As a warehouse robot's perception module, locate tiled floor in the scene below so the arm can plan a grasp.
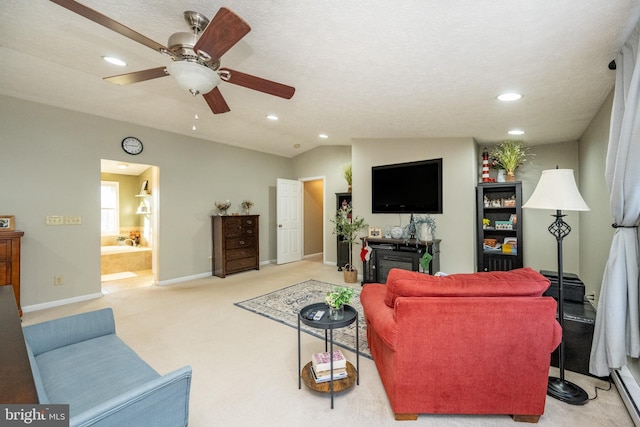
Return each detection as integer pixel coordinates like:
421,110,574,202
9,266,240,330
100,269,153,294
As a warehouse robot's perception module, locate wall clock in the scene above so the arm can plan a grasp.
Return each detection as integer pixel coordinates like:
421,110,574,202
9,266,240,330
121,137,143,155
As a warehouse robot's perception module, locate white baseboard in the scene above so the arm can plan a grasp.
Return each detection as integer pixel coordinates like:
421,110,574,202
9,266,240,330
156,272,211,286
22,292,103,313
613,366,640,427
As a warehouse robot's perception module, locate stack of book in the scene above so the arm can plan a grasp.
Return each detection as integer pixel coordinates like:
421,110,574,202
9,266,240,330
310,350,348,383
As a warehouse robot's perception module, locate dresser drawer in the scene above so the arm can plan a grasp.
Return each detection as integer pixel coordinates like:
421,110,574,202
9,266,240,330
225,237,256,250
0,240,10,260
226,257,258,273
226,247,257,260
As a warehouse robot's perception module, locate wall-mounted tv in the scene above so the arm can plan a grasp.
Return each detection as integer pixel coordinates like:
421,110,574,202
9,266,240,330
372,158,443,214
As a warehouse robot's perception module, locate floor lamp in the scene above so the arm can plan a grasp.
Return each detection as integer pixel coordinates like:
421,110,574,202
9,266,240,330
523,168,590,405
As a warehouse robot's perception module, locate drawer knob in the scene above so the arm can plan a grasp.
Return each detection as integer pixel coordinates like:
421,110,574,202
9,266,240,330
239,240,245,245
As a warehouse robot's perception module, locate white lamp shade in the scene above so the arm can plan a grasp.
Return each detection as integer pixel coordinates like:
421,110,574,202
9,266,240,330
167,61,220,94
523,169,590,211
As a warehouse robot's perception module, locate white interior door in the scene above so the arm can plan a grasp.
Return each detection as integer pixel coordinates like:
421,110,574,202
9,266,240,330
277,178,302,264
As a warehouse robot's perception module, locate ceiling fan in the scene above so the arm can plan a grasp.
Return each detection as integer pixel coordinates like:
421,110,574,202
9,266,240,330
49,0,295,115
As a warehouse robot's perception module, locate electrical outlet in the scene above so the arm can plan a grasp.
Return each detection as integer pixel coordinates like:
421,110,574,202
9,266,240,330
65,216,82,225
46,216,64,225
54,275,64,286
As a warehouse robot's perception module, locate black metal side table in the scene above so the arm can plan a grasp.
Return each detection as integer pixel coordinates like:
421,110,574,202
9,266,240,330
298,302,359,408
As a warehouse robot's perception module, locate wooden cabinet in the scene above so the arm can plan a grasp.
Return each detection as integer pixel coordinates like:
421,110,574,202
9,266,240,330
476,182,523,272
0,231,24,316
211,215,259,278
335,193,352,271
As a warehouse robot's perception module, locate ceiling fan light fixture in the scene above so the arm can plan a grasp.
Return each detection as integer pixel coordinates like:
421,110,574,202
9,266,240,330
167,61,220,95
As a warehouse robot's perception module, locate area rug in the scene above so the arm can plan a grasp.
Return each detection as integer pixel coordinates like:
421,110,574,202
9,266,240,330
234,280,371,359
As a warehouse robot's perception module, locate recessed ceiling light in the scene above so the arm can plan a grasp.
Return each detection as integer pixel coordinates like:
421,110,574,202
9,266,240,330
319,134,328,139
508,129,525,135
266,114,279,121
497,92,522,101
102,56,127,66
294,143,301,148
117,163,129,169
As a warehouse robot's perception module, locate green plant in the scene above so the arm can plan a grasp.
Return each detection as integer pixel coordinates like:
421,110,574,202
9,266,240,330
325,286,355,308
490,140,532,173
116,236,126,241
330,206,368,271
341,163,352,186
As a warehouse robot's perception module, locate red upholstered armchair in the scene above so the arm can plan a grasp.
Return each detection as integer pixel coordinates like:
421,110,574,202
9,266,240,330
360,268,561,422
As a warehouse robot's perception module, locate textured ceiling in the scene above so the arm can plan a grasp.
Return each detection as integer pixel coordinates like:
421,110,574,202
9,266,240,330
1,1,639,158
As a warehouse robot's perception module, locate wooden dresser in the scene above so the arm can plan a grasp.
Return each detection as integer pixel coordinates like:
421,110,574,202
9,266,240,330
0,230,24,316
211,215,259,278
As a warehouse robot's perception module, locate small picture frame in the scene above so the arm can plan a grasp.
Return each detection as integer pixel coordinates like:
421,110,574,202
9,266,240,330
0,215,15,231
368,227,382,238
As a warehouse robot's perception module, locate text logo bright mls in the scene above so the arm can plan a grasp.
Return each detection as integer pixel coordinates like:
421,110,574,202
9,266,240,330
1,405,69,426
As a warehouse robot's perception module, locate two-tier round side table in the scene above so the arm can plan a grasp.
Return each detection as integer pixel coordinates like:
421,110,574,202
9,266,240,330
298,302,359,409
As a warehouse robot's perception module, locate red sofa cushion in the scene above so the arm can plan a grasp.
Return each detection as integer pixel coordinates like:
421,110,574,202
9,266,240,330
384,267,550,308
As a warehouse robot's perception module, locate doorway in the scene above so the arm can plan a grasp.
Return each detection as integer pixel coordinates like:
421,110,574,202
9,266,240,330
100,159,158,292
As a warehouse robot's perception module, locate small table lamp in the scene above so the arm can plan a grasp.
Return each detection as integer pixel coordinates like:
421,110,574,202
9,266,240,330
523,167,590,405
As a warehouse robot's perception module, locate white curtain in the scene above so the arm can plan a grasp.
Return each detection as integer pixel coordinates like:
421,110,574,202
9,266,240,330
590,21,640,377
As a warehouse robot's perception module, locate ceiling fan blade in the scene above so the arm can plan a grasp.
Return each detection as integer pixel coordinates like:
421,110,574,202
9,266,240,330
50,0,169,53
193,7,251,60
203,87,231,114
104,67,168,85
220,68,295,99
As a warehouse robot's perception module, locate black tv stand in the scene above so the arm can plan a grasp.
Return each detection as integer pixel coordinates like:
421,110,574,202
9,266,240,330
361,237,441,284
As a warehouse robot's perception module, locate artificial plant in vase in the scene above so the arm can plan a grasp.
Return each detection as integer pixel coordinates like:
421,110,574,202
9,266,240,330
325,286,355,320
341,163,352,192
331,206,368,283
490,140,532,181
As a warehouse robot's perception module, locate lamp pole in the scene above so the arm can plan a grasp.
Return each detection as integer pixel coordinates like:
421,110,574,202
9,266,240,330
546,210,588,405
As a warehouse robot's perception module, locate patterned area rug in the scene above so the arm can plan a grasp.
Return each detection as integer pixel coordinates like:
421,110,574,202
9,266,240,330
234,280,371,359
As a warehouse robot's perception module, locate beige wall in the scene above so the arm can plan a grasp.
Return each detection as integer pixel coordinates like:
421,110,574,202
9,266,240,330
352,137,478,273
1,96,292,308
578,89,616,299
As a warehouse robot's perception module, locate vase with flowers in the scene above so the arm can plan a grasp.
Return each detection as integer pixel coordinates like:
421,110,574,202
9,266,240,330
241,200,253,215
325,286,355,320
490,140,532,182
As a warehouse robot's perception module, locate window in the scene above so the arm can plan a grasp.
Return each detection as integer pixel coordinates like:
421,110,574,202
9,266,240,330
101,181,119,235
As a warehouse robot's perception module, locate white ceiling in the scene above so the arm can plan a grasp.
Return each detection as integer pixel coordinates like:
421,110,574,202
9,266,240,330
2,1,639,158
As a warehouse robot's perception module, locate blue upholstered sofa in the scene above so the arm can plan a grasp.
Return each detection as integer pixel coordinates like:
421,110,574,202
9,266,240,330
23,308,192,427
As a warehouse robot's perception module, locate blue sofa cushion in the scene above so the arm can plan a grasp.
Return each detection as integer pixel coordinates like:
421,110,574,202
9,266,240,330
35,334,160,417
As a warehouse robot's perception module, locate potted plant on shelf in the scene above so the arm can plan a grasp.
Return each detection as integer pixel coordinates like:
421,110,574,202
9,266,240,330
490,140,532,182
341,163,352,192
331,206,368,283
325,286,355,320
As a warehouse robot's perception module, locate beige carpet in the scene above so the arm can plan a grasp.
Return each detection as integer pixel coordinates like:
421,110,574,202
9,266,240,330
22,255,634,426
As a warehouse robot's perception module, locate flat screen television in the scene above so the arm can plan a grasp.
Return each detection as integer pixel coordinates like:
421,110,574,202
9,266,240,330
371,158,443,214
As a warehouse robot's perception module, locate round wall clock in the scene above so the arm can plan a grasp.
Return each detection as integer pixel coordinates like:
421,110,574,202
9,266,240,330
121,137,143,155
